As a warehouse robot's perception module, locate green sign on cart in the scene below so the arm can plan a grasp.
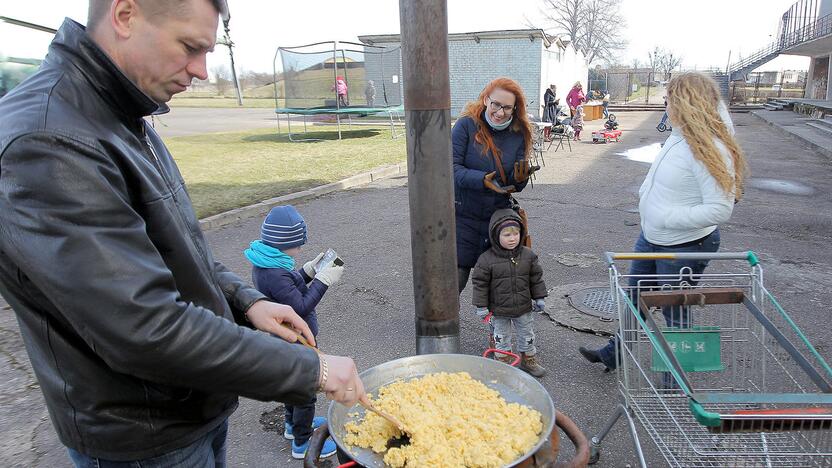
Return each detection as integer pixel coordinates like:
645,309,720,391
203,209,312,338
651,326,723,372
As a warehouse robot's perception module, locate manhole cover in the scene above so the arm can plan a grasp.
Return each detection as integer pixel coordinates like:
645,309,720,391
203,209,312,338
568,287,617,321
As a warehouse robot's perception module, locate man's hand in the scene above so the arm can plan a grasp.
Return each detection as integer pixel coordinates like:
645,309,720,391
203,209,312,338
319,354,365,407
483,171,516,194
302,252,325,279
245,300,316,347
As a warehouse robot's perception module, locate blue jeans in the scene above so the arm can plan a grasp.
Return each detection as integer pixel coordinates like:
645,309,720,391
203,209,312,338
602,101,609,118
597,229,721,368
68,419,228,468
285,396,317,444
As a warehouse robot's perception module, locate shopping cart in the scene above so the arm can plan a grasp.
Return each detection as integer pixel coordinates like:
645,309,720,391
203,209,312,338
589,251,832,467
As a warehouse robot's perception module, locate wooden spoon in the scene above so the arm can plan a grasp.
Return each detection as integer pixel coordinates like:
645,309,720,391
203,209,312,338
277,323,411,434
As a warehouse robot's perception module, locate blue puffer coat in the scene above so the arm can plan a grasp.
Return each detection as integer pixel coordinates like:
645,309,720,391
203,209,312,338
252,267,326,336
453,114,528,268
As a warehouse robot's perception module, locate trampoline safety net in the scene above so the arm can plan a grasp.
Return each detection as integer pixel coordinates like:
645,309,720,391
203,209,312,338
273,40,403,111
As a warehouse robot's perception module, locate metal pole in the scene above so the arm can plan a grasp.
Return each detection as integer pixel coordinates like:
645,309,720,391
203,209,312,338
333,41,342,140
221,21,243,107
725,50,731,76
399,0,459,354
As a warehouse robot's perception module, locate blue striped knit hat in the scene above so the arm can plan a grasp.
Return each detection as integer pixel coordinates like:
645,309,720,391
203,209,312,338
261,205,307,250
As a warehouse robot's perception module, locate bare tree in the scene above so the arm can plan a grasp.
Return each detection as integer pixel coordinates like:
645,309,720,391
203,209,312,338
647,47,682,80
647,47,662,76
536,0,627,65
211,65,231,96
660,53,682,79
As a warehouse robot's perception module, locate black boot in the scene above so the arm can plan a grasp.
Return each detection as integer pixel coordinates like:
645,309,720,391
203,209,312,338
579,346,616,371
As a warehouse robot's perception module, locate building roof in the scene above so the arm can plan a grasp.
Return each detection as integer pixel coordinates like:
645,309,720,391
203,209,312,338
358,29,556,49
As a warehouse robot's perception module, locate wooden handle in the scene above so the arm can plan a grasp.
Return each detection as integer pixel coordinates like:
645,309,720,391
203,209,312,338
278,323,320,354
359,397,409,434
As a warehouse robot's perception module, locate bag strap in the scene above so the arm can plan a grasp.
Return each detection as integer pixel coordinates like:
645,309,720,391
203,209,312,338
491,149,508,186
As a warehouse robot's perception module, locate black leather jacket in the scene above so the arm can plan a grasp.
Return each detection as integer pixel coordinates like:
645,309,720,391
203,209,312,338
0,19,319,461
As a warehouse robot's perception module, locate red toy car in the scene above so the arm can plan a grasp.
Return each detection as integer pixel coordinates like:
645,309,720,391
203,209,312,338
592,129,622,143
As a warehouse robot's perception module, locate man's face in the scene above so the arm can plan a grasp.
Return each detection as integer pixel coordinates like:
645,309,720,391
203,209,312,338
121,0,218,103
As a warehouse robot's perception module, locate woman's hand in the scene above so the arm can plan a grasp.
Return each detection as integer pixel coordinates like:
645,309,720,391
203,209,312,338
483,171,516,194
513,160,539,184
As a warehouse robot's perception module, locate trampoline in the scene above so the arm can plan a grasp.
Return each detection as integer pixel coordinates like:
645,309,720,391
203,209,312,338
273,41,405,141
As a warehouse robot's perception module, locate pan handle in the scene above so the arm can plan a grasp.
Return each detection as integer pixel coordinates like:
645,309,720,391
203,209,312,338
552,410,590,468
303,422,356,468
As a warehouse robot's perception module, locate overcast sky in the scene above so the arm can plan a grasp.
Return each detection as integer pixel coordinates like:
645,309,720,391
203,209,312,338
1,0,810,77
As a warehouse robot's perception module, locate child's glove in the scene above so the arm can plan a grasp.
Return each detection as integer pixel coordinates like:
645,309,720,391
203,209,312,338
474,307,489,319
316,264,344,286
302,252,326,278
532,299,546,312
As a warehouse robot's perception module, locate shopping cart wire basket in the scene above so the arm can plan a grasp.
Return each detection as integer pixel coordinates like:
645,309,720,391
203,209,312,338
589,251,832,467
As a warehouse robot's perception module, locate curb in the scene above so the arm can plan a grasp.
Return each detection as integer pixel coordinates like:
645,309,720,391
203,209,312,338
198,163,406,231
749,111,832,160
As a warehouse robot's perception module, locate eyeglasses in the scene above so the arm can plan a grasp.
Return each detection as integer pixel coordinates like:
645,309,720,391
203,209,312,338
488,97,515,115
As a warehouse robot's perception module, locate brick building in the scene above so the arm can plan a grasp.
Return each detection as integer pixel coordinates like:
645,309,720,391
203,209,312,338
358,29,588,117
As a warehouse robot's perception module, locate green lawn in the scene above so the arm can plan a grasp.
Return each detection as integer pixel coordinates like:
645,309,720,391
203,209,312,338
164,126,406,218
169,97,279,108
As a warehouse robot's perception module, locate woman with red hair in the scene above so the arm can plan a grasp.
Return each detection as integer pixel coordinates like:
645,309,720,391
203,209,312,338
453,77,534,295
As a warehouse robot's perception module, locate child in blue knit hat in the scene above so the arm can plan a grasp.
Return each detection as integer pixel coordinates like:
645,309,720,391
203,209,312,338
244,205,344,460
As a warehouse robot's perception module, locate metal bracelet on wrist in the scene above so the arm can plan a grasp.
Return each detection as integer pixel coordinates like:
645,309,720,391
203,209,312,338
317,356,328,393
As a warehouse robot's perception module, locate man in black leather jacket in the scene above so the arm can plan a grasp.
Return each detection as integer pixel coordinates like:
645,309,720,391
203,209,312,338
0,0,365,464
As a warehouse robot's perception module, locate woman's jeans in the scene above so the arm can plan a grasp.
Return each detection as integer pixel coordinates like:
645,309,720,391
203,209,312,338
68,419,228,468
597,229,721,369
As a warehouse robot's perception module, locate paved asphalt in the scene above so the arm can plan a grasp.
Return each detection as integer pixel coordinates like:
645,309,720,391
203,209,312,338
1,110,830,467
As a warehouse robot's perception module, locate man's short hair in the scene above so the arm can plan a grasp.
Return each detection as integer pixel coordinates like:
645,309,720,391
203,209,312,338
87,0,229,30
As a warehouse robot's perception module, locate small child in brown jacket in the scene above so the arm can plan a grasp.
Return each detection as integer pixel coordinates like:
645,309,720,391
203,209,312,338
471,208,547,377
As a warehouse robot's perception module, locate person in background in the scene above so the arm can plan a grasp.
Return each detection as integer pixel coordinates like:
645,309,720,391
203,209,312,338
566,81,585,117
578,72,747,373
572,104,585,141
602,89,611,118
333,76,348,107
365,80,376,108
542,84,557,141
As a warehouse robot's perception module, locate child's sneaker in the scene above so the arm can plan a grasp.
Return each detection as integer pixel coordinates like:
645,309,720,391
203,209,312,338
283,416,327,440
291,437,337,460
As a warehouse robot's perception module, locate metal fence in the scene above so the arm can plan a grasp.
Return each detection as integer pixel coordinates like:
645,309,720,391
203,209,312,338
729,71,807,105
601,71,669,106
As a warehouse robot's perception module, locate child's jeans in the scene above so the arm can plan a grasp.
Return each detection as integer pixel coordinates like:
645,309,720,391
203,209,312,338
492,312,537,356
285,396,317,444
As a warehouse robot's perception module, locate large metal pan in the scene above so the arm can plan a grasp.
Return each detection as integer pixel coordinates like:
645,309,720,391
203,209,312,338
326,353,556,468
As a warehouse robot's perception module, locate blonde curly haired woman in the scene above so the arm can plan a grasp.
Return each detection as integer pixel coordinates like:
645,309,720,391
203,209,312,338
580,72,747,371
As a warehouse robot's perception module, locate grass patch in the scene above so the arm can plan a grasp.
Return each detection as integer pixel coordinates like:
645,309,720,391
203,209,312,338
169,97,278,108
164,125,406,218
